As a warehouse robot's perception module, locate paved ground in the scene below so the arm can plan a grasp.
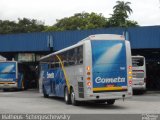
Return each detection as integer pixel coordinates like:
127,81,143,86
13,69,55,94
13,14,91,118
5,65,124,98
0,89,160,114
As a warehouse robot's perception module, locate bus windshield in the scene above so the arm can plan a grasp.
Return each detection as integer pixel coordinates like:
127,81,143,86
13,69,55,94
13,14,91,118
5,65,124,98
132,58,144,67
0,62,16,74
91,40,126,65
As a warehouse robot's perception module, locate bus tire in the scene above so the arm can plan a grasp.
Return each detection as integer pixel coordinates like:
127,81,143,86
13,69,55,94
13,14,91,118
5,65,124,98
71,88,79,106
64,87,71,104
3,88,9,92
107,99,115,105
43,86,49,98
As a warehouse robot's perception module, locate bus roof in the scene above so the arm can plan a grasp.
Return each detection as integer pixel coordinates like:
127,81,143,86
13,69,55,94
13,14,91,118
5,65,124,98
0,61,17,63
132,55,145,58
40,34,125,61
0,55,6,61
80,34,125,42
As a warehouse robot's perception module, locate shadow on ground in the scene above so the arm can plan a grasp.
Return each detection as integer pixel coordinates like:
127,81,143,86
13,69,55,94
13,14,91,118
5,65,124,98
45,96,126,110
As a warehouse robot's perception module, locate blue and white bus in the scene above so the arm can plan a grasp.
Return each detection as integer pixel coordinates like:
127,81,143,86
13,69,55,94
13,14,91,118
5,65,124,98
39,34,133,105
0,61,27,90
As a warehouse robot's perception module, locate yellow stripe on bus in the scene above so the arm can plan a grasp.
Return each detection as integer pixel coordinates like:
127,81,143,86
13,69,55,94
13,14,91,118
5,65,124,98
0,82,16,84
93,87,125,91
56,55,70,93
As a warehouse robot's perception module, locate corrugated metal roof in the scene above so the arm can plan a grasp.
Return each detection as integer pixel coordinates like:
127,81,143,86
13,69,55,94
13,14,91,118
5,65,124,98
0,26,159,52
0,32,50,52
52,27,125,50
128,26,160,49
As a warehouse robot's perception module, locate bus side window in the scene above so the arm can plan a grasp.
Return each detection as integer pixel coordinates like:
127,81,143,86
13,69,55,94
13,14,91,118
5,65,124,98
68,49,75,66
65,52,69,67
50,63,55,69
73,48,78,65
55,55,60,68
49,57,54,69
54,62,60,68
78,46,83,64
60,52,68,67
49,56,60,69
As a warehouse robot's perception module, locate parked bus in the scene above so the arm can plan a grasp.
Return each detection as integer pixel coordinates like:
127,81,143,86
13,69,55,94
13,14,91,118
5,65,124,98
39,34,133,105
0,61,28,91
132,56,146,92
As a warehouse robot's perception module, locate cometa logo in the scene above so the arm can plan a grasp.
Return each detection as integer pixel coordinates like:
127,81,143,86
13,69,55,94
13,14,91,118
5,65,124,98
47,72,54,79
95,77,125,83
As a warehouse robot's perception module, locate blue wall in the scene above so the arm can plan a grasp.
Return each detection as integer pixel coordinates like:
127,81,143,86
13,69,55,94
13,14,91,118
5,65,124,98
0,26,160,52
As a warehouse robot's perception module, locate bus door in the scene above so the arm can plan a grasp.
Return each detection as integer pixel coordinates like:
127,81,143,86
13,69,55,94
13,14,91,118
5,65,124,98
51,62,59,96
44,68,56,95
55,68,65,97
46,68,64,96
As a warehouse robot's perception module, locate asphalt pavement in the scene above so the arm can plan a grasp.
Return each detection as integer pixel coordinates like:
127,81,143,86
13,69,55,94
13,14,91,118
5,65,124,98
0,90,160,120
0,89,160,115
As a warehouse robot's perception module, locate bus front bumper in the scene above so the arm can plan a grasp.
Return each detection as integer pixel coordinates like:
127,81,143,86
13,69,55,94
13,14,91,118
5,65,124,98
0,82,17,89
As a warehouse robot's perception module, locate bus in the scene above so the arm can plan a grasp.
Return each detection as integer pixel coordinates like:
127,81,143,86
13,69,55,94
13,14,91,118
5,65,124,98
132,56,146,92
39,34,133,105
0,61,28,91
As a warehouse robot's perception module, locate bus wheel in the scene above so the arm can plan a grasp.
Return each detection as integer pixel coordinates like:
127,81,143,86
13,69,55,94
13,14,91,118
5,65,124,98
64,87,71,104
107,99,115,105
71,88,79,106
3,89,9,92
43,86,49,98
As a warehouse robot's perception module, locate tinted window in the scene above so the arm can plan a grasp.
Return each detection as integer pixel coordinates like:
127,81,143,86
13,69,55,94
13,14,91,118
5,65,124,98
68,49,75,66
77,46,83,64
67,45,83,66
50,56,60,69
132,58,144,67
45,45,83,69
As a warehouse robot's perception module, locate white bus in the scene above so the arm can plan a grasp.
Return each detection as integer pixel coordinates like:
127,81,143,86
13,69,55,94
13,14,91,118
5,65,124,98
39,34,133,105
132,56,146,92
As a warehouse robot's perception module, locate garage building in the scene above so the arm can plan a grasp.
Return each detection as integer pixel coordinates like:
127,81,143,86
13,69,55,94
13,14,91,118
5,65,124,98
0,26,160,90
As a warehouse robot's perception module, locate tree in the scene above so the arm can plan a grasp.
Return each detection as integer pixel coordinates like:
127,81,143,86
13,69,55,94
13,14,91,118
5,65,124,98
108,1,138,27
113,1,132,18
45,12,108,31
0,1,138,34
0,18,46,34
17,18,46,33
0,20,17,34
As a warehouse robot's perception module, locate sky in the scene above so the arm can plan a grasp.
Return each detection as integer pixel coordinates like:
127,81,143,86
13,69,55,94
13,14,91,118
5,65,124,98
0,0,160,26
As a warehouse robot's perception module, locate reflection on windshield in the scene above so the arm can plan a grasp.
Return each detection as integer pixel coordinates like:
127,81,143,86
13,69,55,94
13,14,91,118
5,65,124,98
91,41,126,64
